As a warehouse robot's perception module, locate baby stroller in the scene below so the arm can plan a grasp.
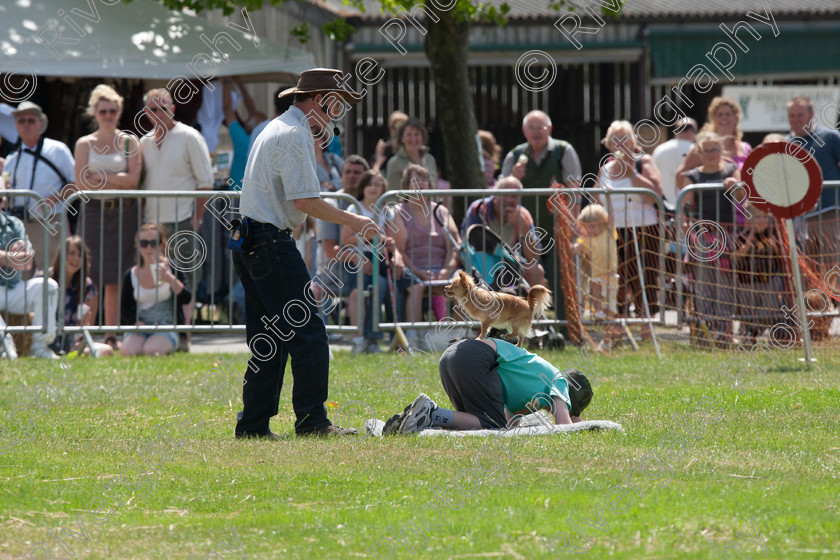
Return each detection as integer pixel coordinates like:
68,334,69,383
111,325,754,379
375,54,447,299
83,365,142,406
464,223,529,296
460,223,565,351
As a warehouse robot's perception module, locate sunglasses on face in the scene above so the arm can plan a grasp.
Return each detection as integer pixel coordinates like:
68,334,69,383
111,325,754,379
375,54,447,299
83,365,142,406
147,106,170,113
139,239,159,248
98,109,118,115
16,118,39,125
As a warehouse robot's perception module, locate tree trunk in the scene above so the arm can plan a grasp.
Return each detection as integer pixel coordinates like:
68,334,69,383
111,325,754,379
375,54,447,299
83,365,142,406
426,10,483,222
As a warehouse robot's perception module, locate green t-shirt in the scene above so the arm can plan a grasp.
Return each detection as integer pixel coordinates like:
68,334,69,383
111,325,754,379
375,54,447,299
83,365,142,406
491,338,571,415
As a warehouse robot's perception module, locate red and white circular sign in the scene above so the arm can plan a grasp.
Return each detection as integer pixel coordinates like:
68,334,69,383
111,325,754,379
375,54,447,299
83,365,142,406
741,142,823,220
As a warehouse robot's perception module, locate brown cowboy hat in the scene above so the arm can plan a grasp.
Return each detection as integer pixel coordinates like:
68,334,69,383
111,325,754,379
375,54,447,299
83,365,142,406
278,68,363,103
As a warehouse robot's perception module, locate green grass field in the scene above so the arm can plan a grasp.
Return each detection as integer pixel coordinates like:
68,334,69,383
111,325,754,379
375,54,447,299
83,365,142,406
1,341,839,559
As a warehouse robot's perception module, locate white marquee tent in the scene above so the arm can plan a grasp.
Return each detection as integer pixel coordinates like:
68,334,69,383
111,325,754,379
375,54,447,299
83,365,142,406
1,0,315,83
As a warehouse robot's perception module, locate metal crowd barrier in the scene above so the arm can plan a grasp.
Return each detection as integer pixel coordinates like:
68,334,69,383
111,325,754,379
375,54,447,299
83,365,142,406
0,189,372,358
369,187,668,335
15,180,786,357
673,180,840,326
52,190,366,337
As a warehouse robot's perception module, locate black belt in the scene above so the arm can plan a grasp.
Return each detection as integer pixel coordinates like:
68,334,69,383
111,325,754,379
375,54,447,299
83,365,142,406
248,220,293,237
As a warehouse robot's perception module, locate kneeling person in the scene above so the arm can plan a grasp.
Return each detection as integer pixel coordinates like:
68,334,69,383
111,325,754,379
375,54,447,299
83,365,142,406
385,338,593,434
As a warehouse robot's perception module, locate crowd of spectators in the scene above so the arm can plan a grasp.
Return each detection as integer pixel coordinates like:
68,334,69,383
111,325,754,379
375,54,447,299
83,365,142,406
0,83,838,358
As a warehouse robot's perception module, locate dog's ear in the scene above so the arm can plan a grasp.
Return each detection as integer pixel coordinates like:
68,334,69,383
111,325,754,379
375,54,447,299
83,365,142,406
459,270,468,281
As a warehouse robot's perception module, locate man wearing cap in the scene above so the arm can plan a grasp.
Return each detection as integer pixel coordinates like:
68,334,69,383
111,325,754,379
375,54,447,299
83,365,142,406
4,101,75,266
234,68,378,438
653,117,697,208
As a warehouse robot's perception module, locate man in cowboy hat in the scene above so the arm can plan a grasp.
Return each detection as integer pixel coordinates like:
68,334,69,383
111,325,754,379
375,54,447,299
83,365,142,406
234,68,378,438
4,101,74,266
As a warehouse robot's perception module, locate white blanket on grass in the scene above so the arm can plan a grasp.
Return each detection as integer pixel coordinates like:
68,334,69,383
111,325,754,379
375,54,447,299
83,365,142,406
365,415,624,437
418,420,624,437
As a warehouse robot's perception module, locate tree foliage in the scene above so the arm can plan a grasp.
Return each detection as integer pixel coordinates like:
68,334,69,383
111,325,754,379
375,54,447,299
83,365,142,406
145,0,622,204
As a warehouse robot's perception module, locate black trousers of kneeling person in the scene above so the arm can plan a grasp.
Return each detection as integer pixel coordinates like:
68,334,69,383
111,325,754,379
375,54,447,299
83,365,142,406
438,340,508,430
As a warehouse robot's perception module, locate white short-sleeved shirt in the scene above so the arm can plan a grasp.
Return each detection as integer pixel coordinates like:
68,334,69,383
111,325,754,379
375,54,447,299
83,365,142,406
599,161,658,228
5,138,75,210
140,122,214,224
652,138,693,204
239,106,321,231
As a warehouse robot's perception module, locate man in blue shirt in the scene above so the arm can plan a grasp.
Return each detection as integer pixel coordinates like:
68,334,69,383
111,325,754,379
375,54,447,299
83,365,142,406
786,96,840,264
384,338,593,434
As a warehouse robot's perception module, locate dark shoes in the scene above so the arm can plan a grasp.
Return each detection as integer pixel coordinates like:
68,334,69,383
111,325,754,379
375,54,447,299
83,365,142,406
296,424,358,438
236,425,358,439
235,431,282,440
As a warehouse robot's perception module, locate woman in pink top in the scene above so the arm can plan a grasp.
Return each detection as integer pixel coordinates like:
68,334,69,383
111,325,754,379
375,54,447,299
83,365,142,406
676,97,752,178
394,164,461,339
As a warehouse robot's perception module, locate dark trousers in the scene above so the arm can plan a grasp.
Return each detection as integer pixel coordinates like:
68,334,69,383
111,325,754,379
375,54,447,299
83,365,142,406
232,223,331,435
438,340,506,429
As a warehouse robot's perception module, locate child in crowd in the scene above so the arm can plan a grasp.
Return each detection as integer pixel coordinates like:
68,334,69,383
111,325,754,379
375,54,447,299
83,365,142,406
384,337,593,434
120,224,191,356
574,203,621,351
47,236,114,357
734,203,787,346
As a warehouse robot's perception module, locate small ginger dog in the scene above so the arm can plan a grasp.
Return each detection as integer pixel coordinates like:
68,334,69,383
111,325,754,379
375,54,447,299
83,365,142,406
444,270,552,346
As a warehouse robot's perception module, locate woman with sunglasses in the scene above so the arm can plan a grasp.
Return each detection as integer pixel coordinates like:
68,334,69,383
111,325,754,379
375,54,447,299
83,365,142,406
119,223,191,356
73,84,142,351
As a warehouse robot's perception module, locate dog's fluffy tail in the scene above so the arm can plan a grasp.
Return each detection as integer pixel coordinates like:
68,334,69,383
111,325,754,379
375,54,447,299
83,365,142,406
528,285,552,319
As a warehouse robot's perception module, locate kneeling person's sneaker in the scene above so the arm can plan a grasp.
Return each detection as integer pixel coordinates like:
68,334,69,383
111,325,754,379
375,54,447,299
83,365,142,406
383,402,413,436
398,393,438,434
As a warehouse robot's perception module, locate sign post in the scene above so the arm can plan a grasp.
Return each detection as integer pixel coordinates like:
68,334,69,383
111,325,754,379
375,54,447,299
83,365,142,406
741,142,823,363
